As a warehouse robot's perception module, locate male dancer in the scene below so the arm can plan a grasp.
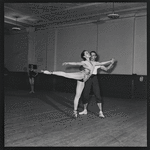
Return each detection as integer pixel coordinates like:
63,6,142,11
79,51,114,117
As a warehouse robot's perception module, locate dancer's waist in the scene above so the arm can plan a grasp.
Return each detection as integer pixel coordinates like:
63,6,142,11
82,70,91,75
90,74,97,78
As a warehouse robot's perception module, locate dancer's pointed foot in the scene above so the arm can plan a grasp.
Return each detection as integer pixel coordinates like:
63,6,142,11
41,70,52,75
79,109,87,115
99,111,105,118
73,110,78,118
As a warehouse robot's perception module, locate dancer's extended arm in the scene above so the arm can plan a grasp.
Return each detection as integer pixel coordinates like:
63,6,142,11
100,63,114,71
62,61,84,66
63,61,93,72
95,58,115,66
41,61,85,75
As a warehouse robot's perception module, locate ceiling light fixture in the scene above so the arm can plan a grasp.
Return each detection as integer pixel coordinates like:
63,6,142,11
108,3,119,19
12,16,21,30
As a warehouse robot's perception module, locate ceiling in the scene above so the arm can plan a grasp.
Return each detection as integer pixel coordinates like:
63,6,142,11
4,2,147,33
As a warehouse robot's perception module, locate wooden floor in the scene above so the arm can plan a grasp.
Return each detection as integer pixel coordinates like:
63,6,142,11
4,89,147,147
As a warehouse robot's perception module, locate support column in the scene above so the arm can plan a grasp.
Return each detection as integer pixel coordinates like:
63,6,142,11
27,27,36,65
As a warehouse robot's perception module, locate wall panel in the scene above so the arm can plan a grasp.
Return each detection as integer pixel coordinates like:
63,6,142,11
4,33,28,72
46,29,56,71
133,16,147,75
56,24,97,72
97,18,134,75
35,30,48,72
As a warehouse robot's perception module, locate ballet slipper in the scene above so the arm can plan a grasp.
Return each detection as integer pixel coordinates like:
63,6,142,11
79,109,87,115
41,70,52,74
73,110,78,118
99,111,105,118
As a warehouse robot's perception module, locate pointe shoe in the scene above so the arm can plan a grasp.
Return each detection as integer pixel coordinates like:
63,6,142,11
41,70,52,74
73,110,78,118
79,109,87,115
99,111,105,118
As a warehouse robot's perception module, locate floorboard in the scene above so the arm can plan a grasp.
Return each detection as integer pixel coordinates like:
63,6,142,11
4,90,147,147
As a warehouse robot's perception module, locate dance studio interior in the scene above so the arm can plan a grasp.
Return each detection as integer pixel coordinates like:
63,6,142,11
4,3,147,147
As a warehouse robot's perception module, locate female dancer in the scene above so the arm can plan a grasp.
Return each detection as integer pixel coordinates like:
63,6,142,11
41,50,114,117
28,64,38,93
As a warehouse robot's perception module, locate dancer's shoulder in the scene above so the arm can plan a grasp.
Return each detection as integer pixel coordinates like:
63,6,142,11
91,61,97,64
81,60,86,64
81,60,88,65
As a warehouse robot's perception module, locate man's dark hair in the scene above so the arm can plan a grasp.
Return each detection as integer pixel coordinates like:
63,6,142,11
90,51,98,57
90,51,99,61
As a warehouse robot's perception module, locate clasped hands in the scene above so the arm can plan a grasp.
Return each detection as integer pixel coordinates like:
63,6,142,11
111,58,115,64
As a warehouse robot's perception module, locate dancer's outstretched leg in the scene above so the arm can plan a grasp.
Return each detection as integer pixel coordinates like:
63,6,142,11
73,81,85,118
41,70,85,80
42,70,85,118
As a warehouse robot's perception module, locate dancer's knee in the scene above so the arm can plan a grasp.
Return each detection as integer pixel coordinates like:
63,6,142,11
82,98,89,104
96,97,102,103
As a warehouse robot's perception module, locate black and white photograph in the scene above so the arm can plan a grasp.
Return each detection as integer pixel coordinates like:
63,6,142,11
4,2,147,147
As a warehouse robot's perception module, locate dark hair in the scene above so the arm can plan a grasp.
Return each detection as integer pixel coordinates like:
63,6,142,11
81,50,87,60
90,51,98,57
90,51,99,61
